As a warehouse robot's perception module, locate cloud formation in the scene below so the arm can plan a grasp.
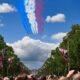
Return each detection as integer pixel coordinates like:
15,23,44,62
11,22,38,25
46,13,66,23
8,36,59,69
0,3,16,13
51,32,67,40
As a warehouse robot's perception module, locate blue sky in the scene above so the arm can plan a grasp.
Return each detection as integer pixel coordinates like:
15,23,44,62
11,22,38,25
0,0,80,69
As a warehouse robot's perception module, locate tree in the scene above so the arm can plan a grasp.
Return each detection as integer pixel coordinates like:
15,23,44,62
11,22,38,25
38,24,80,76
0,35,30,76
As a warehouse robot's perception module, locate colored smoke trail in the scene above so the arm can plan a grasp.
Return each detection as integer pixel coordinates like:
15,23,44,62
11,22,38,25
24,0,38,34
35,0,43,32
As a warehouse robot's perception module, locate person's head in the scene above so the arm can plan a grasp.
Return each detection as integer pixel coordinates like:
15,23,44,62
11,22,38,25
47,75,54,80
3,77,9,80
72,73,80,80
31,76,37,80
58,76,68,80
10,76,15,80
16,74,28,80
41,76,46,80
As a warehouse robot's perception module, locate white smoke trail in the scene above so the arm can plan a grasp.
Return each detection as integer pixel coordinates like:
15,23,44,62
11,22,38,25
24,0,38,34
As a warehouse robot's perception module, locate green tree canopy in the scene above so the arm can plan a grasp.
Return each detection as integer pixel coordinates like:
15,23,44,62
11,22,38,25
0,35,30,76
37,24,80,76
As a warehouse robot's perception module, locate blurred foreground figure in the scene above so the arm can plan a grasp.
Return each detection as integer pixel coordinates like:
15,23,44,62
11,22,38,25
58,76,68,80
0,77,3,80
40,76,46,80
72,73,80,80
28,74,37,80
3,77,9,80
47,75,58,80
66,70,75,78
15,74,28,80
10,76,15,80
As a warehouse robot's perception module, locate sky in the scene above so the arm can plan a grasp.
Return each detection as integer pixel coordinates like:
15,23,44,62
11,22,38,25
0,0,80,69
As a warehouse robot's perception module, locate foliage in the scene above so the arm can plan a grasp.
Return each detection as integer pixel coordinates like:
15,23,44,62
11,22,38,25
0,35,30,76
37,24,80,76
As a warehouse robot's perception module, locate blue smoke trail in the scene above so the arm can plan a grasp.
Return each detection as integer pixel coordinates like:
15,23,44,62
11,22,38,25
15,0,32,34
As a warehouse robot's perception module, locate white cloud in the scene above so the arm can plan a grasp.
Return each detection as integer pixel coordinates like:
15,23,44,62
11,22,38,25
0,3,16,13
51,32,67,40
7,36,59,69
46,13,66,23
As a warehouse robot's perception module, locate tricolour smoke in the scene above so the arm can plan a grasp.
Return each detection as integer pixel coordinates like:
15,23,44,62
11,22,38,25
24,0,38,34
35,0,43,32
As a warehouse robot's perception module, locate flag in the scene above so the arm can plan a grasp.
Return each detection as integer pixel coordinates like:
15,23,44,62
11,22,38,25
59,48,69,63
15,0,43,34
0,51,3,69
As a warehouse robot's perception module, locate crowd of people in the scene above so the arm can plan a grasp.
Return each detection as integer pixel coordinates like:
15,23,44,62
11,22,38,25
0,70,80,80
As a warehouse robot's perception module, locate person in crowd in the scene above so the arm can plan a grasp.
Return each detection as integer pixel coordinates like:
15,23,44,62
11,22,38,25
58,76,68,80
28,74,38,80
3,77,9,80
66,70,77,79
15,74,28,80
40,76,46,80
47,75,55,80
72,73,80,80
0,77,3,80
9,76,15,80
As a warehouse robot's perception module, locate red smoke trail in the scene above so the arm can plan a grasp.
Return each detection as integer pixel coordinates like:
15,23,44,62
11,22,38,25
35,0,44,33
